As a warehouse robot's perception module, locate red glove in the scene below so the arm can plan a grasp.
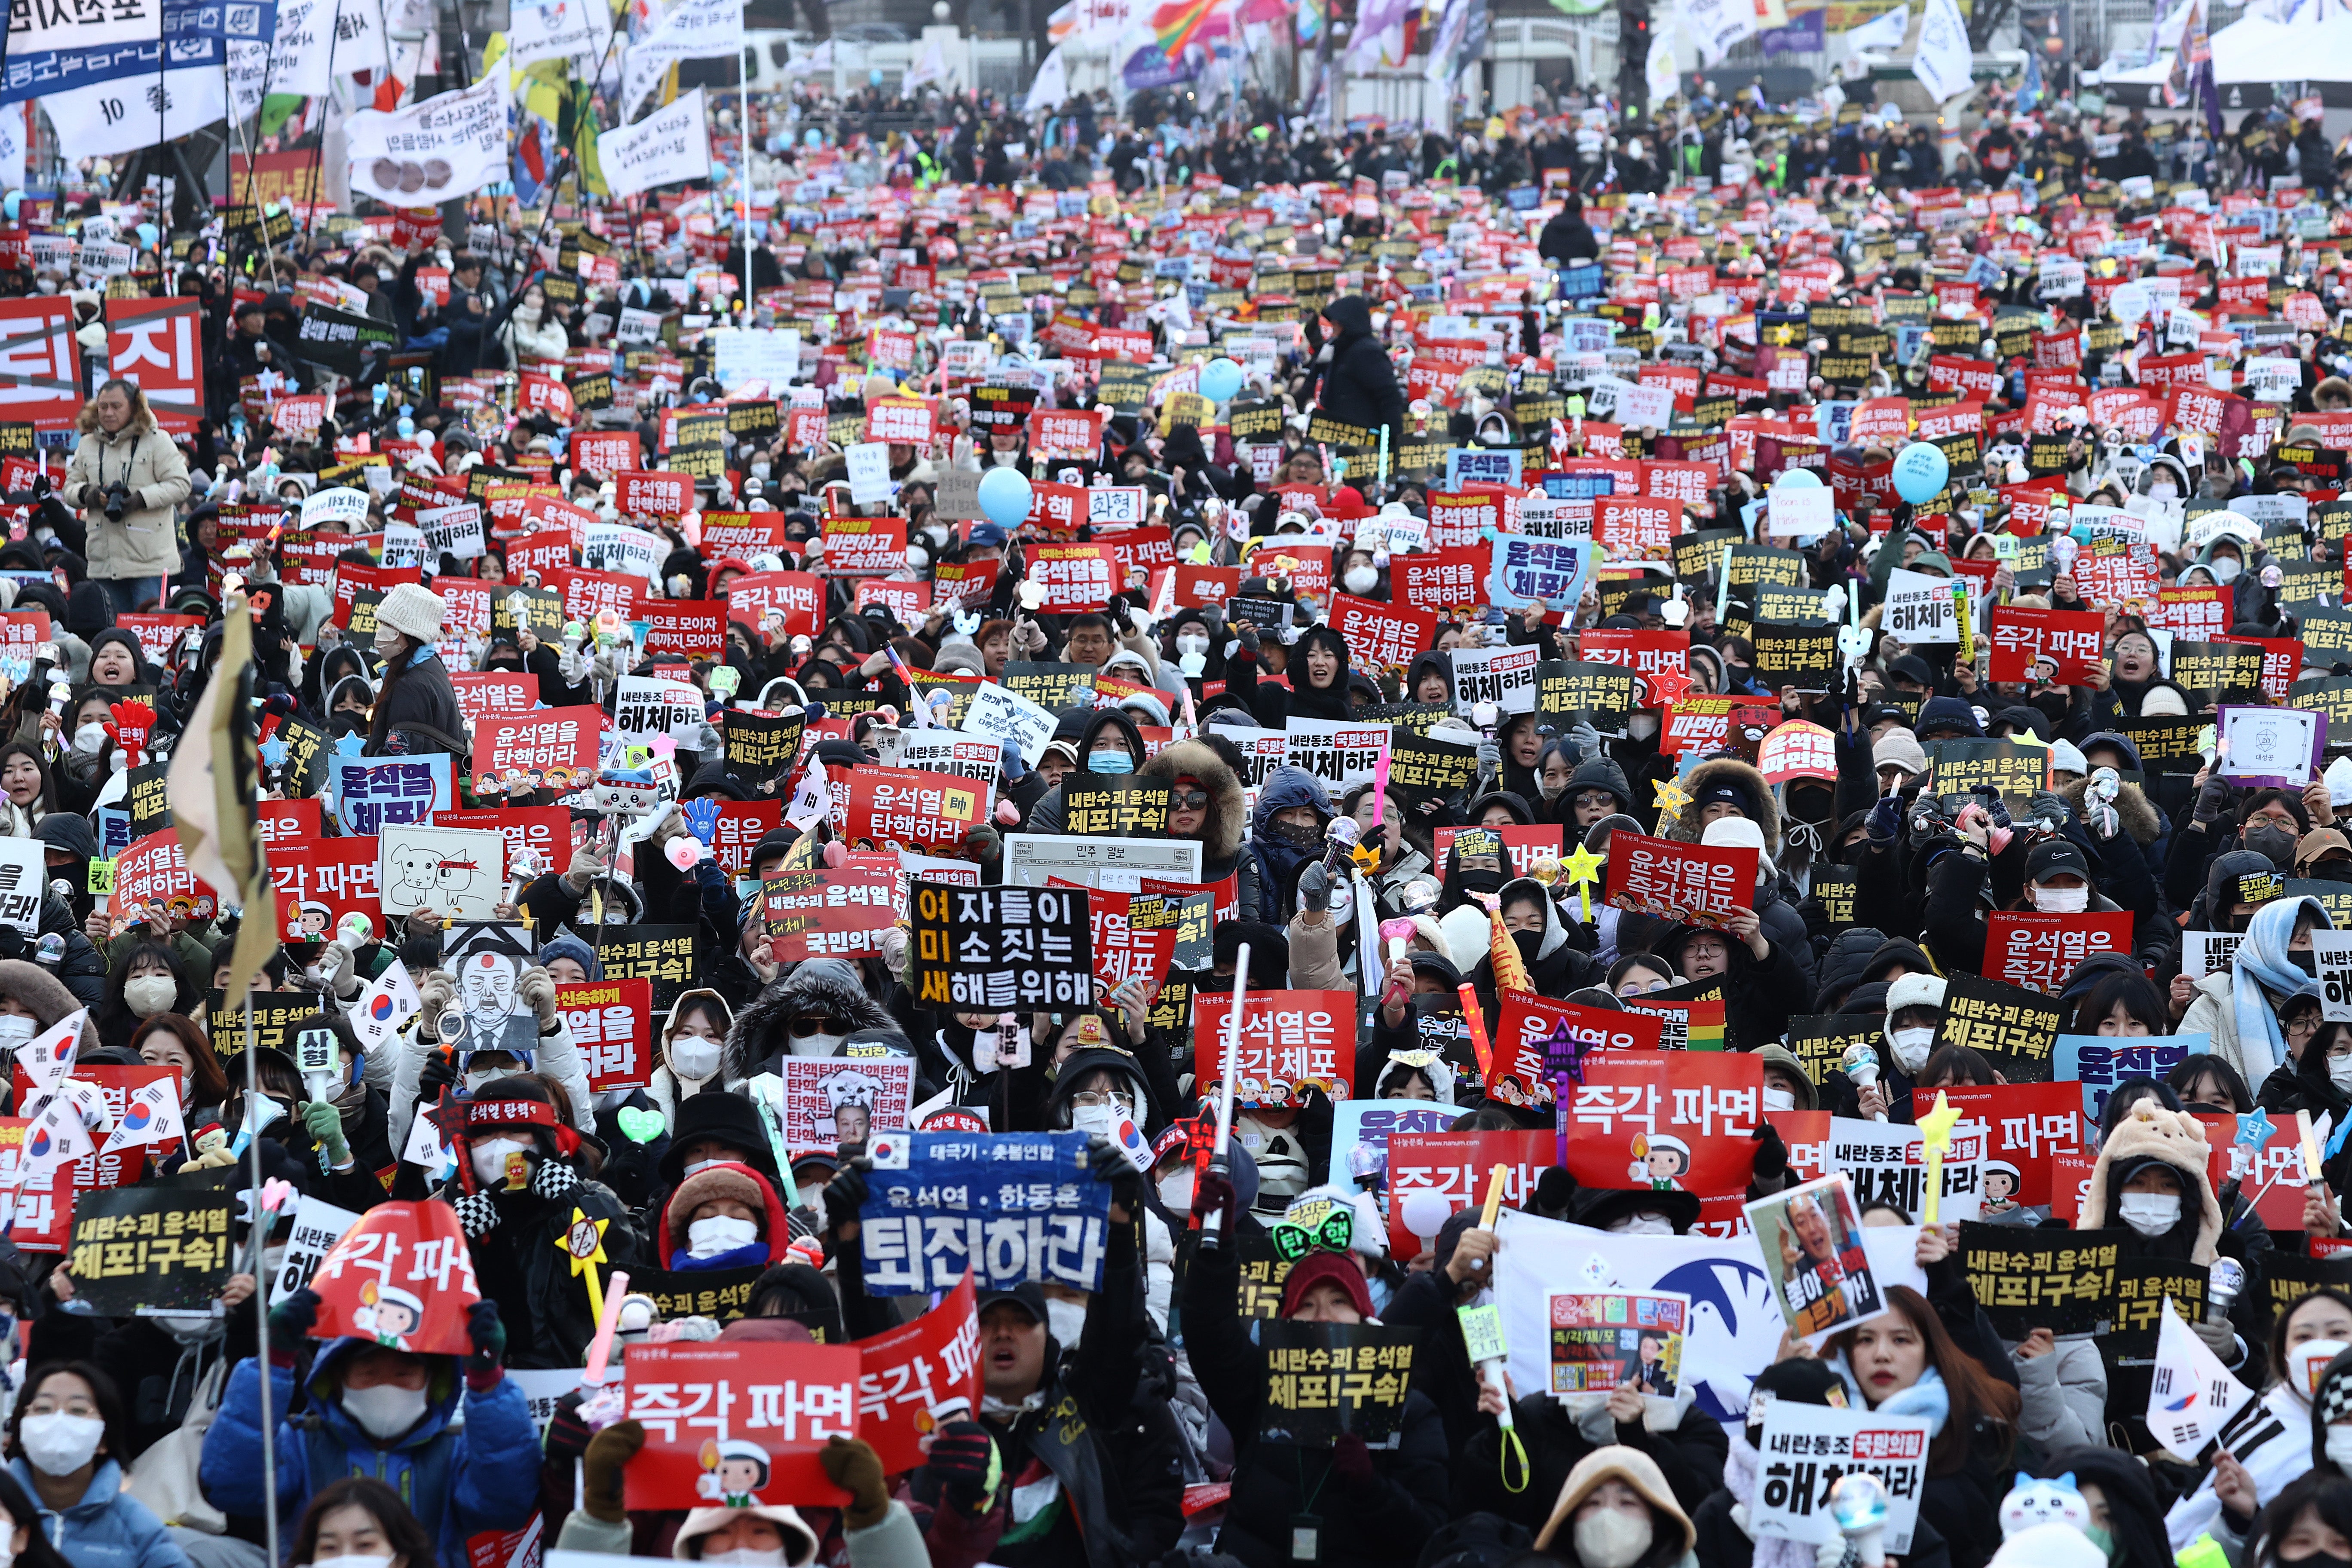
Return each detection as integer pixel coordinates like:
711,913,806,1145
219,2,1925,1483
1192,1171,1237,1234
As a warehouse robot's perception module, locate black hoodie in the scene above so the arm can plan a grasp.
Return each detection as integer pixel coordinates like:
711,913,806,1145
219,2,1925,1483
1307,295,1407,438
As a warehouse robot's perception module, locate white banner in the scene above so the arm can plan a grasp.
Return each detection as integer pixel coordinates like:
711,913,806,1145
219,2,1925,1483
345,79,509,207
597,86,710,199
620,0,743,117
509,0,615,71
1911,0,1972,101
1676,0,1761,62
42,66,229,160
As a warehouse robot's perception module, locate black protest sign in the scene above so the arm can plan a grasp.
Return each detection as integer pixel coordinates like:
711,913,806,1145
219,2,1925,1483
2299,678,2352,748
2276,558,2336,608
275,714,332,801
2103,1259,2208,1355
1355,701,1452,735
2115,715,2208,773
1236,1221,1295,1319
1751,622,1838,692
634,1265,764,1325
1144,973,1197,1059
595,924,698,1010
1257,1320,1419,1448
2165,640,2266,702
125,761,172,837
1228,399,1283,442
209,990,326,1060
1669,528,1743,584
1155,892,1213,972
2300,606,2352,667
1000,662,1094,713
2286,879,2352,932
493,586,565,640
909,881,1093,1011
570,372,616,411
295,303,397,377
1386,730,1479,803
724,709,807,780
2257,1253,2352,1335
1960,1223,2122,1338
1753,584,1834,624
1935,971,2063,1083
1785,1013,1885,1088
67,1187,234,1314
1809,867,1858,930
727,401,781,441
1537,660,1642,736
1063,779,1172,837
1923,738,2048,814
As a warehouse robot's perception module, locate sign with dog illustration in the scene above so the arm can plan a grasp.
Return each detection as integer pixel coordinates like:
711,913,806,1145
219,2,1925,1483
378,825,505,922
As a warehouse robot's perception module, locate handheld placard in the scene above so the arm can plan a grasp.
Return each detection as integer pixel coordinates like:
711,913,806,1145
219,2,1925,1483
1458,983,1495,1082
1200,940,1248,1256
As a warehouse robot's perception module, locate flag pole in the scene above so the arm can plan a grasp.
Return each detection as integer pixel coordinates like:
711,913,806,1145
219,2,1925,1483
245,989,277,1568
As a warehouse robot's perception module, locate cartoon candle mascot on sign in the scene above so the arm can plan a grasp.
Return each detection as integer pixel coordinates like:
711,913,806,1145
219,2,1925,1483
698,1438,772,1506
352,1279,427,1349
1629,1133,1691,1191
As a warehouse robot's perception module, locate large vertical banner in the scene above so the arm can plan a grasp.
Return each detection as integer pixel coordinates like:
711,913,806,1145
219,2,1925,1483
105,299,203,434
0,300,81,429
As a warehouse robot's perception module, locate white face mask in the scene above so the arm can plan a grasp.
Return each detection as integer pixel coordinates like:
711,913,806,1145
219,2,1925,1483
1607,1213,1675,1236
2033,885,2090,913
123,974,176,1017
1343,566,1380,595
2117,1191,2182,1237
2330,1058,2352,1096
0,1016,34,1053
788,1032,843,1059
17,1411,102,1476
465,1069,511,1095
2149,481,2177,499
686,1214,760,1258
71,722,106,756
669,1036,721,1082
2212,556,2243,584
469,1135,532,1189
2329,1427,2352,1474
1045,1297,1087,1345
2293,1341,2350,1402
1763,1087,1796,1112
683,1158,731,1179
1158,1170,1193,1213
1572,1507,1654,1568
1627,713,1660,741
312,1556,392,1568
1888,1027,1937,1074
1069,1103,1115,1138
704,1553,788,1567
340,1382,430,1441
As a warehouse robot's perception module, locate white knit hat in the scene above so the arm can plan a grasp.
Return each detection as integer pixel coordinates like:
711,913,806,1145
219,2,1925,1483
374,582,446,644
1701,813,1773,871
1884,972,1948,1043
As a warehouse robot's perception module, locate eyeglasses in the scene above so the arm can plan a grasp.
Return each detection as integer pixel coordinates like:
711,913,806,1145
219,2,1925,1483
1070,1089,1135,1112
1271,1206,1354,1262
790,1015,848,1037
1170,789,1210,810
2291,1016,2323,1037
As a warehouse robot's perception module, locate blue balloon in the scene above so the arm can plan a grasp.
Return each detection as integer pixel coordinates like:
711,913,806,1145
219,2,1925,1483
1891,441,1950,505
135,222,158,249
1199,356,1243,403
977,466,1033,528
869,67,884,86
1774,467,1822,490
3,193,19,222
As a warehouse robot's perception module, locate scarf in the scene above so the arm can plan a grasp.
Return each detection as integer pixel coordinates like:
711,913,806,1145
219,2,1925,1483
2235,896,2326,1084
1826,1356,1951,1436
1724,1435,1848,1568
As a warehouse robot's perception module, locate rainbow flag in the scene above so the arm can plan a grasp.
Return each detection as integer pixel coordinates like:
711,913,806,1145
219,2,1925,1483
1152,0,1222,58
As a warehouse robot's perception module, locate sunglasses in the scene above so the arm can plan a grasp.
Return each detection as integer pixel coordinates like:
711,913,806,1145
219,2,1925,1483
1170,789,1210,810
1271,1206,1354,1262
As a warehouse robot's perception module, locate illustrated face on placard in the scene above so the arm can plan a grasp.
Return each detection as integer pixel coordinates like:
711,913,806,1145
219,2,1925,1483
353,1279,425,1349
698,1438,772,1505
388,845,440,905
461,952,520,1018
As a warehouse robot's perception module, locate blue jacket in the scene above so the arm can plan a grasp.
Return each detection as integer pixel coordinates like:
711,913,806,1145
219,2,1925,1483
198,1339,538,1565
1241,766,1330,926
9,1458,186,1568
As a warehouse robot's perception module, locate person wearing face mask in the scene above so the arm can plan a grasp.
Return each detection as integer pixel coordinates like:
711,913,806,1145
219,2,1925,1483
657,1160,798,1273
1,1364,183,1568
203,1283,538,1568
1017,708,1155,836
429,1081,644,1369
1527,1447,1700,1568
1461,879,1601,1039
360,584,466,760
650,990,734,1128
2165,1291,2352,1554
723,957,900,1081
1827,972,1946,1124
92,943,193,1053
288,1477,439,1568
2248,1470,2352,1568
2184,895,2335,1088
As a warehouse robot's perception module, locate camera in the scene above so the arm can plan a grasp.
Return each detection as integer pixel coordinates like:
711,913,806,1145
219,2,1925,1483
100,480,132,523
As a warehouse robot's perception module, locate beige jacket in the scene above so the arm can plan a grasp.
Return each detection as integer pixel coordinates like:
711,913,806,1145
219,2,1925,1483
64,417,190,579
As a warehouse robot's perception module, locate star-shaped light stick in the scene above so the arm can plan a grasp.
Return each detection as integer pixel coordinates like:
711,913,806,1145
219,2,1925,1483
1917,1090,1963,1227
558,1207,613,1327
1564,842,1606,922
2233,1106,2274,1180
1651,778,1691,833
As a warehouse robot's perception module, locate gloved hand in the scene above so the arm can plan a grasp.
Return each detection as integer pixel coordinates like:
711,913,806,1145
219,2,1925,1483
312,940,355,995
299,1100,350,1169
927,1419,1001,1512
466,1298,508,1387
581,1420,645,1523
417,1045,458,1106
452,1190,499,1238
2191,1315,2241,1366
2027,789,2074,828
1331,1432,1378,1492
2194,774,2235,826
563,844,608,895
964,822,1002,865
999,739,1028,784
1568,720,1603,765
1867,793,1904,844
876,927,909,976
1086,1133,1142,1208
267,1286,319,1359
1193,1170,1237,1234
518,965,558,1027
1476,737,1501,777
1299,861,1332,913
531,1159,579,1201
819,1436,893,1530
416,970,457,1039
823,1161,870,1235
1752,1119,1789,1186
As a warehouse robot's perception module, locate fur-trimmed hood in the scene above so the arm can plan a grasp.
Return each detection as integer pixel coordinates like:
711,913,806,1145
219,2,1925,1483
1138,738,1247,867
725,958,896,1081
1664,756,1782,856
2060,775,2162,847
2077,1103,2223,1265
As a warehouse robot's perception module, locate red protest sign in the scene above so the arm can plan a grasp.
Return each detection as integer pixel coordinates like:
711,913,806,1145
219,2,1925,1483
763,863,900,960
1987,606,2107,685
1491,989,1663,1109
708,800,785,877
1559,1051,1763,1198
1172,564,1240,609
857,1272,980,1473
819,517,906,576
1982,912,2132,995
622,1343,859,1508
1574,628,1689,697
571,431,640,475
1602,830,1756,929
1191,989,1355,1106
1395,549,1487,614
645,601,726,660
932,559,999,609
255,797,322,852
557,978,654,1093
0,1117,138,1252
473,706,602,796
1077,885,1179,997
432,806,572,879
448,672,539,732
865,399,936,446
272,837,380,940
729,571,827,639
617,470,693,519
508,530,580,585
113,830,218,925
308,1200,483,1354
1329,592,1438,672
545,566,644,624
2192,1112,2308,1229
1027,408,1103,461
116,613,203,668
1922,1082,2082,1208
701,514,794,560
1594,496,1680,556
1384,1130,1555,1258
857,580,933,625
829,767,983,854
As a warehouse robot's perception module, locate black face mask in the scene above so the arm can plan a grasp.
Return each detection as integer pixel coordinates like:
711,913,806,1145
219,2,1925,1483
1512,928,1544,965
2294,950,2321,975
1268,820,1323,853
2314,861,2352,882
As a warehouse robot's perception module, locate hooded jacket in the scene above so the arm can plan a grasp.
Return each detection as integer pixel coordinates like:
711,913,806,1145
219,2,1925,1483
650,988,735,1126
1227,624,1354,728
656,1158,797,1270
1241,766,1333,926
1662,757,1782,856
1138,738,1252,887
200,1338,539,1567
1563,752,1636,820
1467,876,1597,1038
725,958,900,1083
1812,926,1892,1012
1022,708,1155,836
1307,296,1407,438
